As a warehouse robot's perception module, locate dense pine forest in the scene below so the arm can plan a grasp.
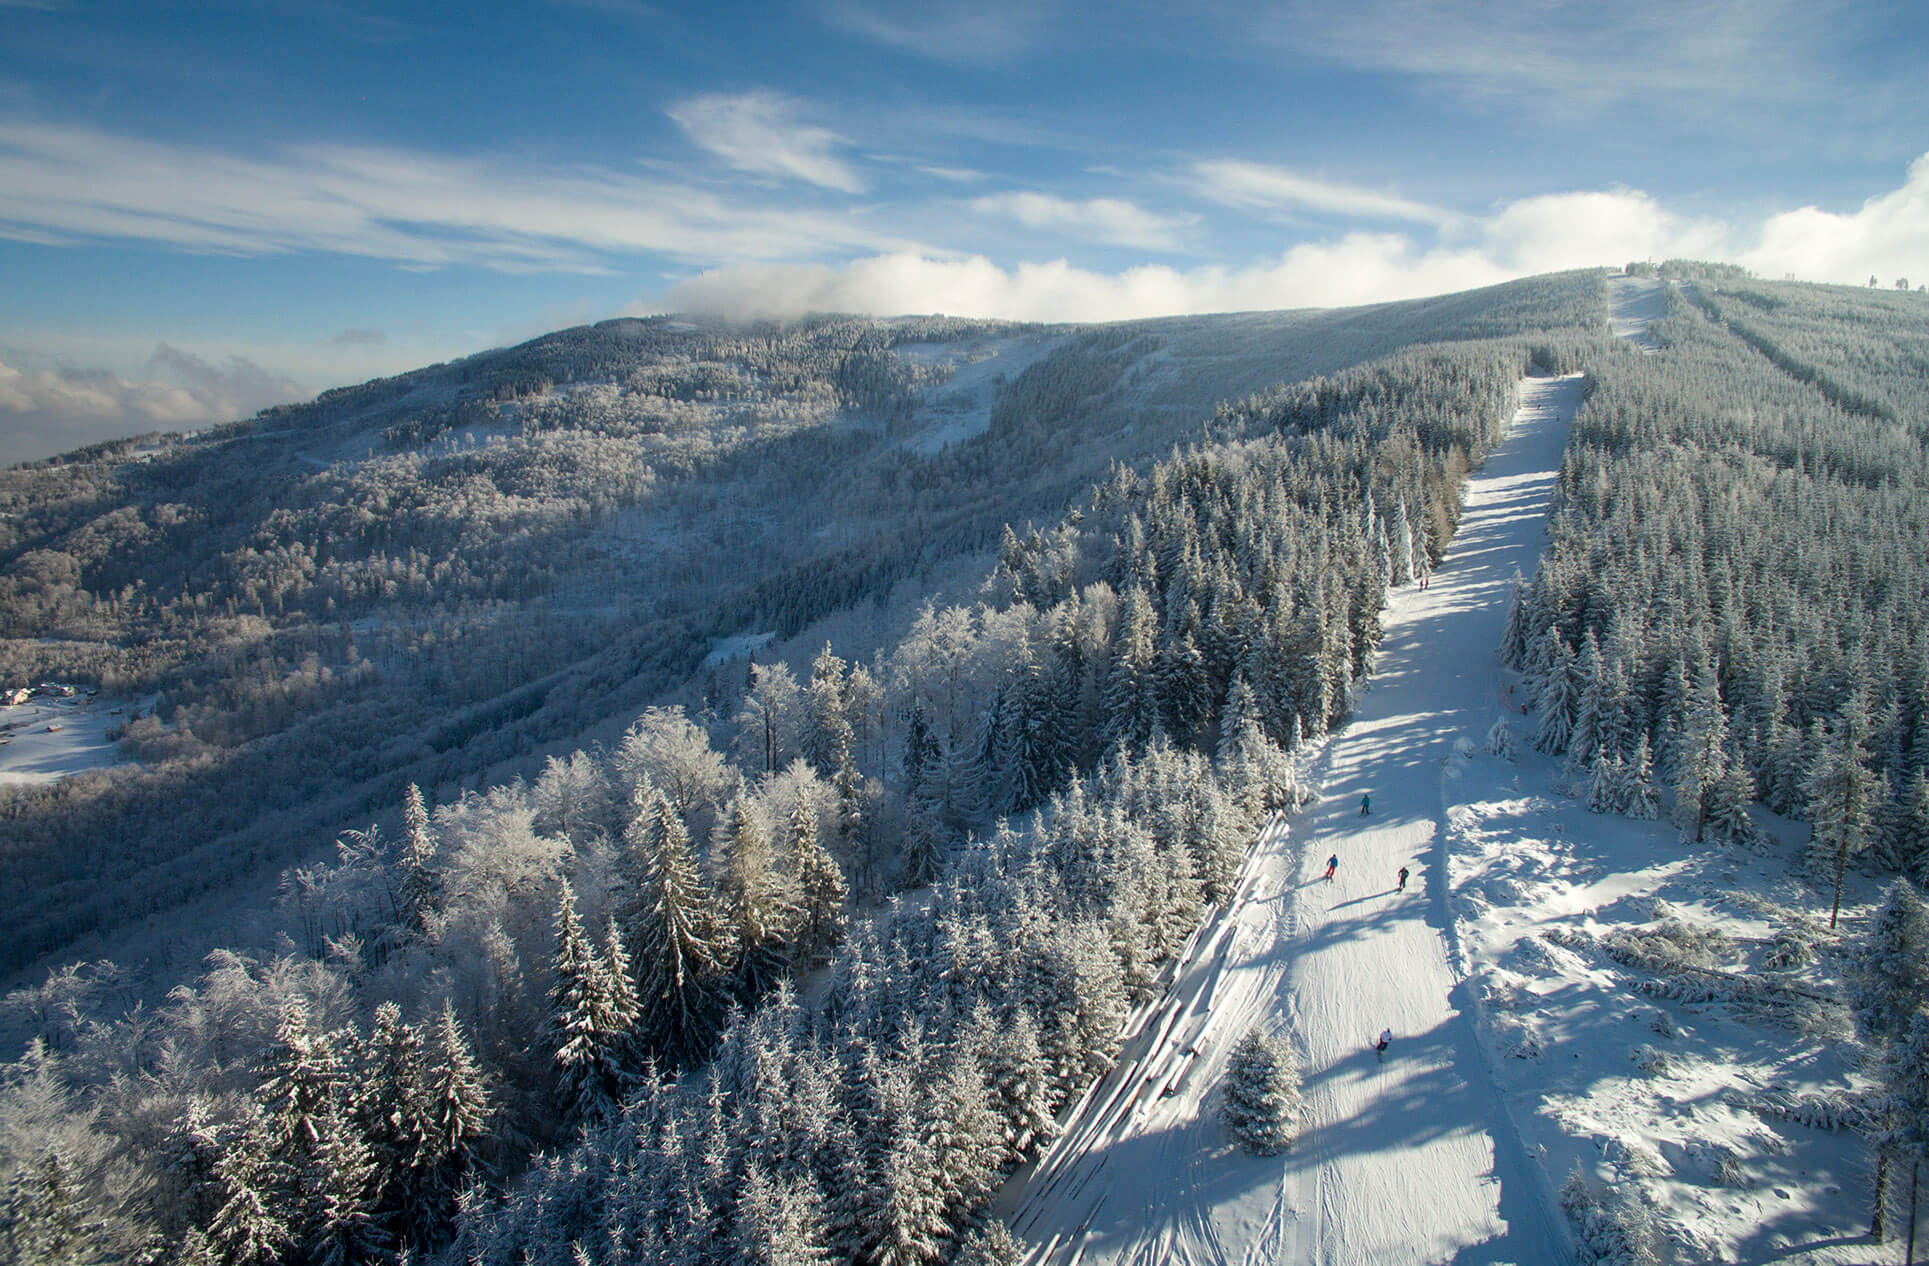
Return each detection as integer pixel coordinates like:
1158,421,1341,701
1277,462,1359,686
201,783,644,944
1509,276,1929,904
9,265,1929,1264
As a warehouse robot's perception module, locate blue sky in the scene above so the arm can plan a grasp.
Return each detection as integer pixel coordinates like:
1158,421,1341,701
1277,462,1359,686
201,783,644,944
2,0,1926,464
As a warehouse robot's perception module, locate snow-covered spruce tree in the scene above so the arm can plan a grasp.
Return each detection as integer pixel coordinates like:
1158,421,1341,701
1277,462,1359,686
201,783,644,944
1499,580,1532,671
1876,1012,1929,1250
549,881,633,1125
1101,586,1161,756
382,782,440,946
1524,622,1565,693
411,999,492,1247
778,801,839,972
801,644,855,782
1567,632,1606,768
1851,879,1929,1239
834,1046,951,1266
249,997,384,1266
927,1044,1002,1223
1806,706,1883,928
624,792,730,1069
354,1001,426,1235
1903,771,1929,891
257,998,351,1165
1153,629,1212,746
1001,644,1074,814
1534,636,1579,755
1487,717,1516,760
301,1096,386,1266
715,796,798,999
952,1218,1023,1266
901,700,943,808
1219,1027,1303,1155
202,1106,292,1266
1623,734,1661,820
1671,673,1731,844
1388,498,1415,586
733,1159,832,1266
0,1041,157,1265
1215,672,1263,769
1587,748,1625,815
897,798,948,892
1705,760,1759,845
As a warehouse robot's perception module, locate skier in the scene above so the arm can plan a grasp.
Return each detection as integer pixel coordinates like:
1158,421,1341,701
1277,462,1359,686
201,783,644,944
1375,1029,1392,1058
1324,854,1338,881
1397,865,1410,892
1359,793,1371,816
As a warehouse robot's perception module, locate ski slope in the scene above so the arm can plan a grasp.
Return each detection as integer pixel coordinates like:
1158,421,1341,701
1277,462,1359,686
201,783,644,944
996,370,1588,1265
1608,274,1666,350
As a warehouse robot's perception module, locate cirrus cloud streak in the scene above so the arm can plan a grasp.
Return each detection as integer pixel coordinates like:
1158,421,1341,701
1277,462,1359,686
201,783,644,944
0,120,910,272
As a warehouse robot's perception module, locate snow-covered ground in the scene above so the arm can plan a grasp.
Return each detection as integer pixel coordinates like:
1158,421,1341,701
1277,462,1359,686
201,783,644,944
702,629,778,667
1609,275,1666,350
999,277,1893,1264
897,333,1062,456
0,688,128,786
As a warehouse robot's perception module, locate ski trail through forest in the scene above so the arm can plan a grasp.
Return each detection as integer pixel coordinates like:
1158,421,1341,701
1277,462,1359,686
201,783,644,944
997,367,1590,1265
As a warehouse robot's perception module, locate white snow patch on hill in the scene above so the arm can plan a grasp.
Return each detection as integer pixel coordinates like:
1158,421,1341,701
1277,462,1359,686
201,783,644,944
898,333,1063,456
703,630,778,667
1609,274,1667,351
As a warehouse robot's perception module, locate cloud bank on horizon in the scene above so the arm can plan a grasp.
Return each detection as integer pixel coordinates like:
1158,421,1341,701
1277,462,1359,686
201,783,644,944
663,160,1929,321
0,0,1924,462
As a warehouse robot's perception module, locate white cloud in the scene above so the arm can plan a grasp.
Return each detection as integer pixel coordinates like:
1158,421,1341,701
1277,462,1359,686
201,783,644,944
915,164,986,183
664,153,1929,323
822,0,1056,65
1740,153,1929,285
0,346,307,467
971,191,1190,250
0,120,906,271
662,184,1737,320
1247,0,1849,122
1196,160,1452,226
668,92,865,193
1474,189,1729,272
663,240,1505,323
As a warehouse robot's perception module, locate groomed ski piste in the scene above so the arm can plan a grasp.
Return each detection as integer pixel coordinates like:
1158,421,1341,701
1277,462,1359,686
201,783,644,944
997,276,1890,1264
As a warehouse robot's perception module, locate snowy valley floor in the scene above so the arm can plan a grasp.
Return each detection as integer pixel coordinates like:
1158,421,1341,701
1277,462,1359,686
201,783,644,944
995,308,1897,1264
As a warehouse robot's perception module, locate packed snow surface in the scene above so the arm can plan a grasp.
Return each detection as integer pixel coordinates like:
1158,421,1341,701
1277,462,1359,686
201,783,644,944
1609,275,1666,350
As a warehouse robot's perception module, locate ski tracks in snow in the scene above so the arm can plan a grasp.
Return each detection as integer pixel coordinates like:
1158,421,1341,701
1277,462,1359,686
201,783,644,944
998,369,1590,1265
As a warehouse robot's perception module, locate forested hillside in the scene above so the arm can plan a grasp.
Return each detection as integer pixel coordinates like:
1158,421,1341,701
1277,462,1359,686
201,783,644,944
1509,277,1929,912
0,276,1598,979
0,272,1608,1263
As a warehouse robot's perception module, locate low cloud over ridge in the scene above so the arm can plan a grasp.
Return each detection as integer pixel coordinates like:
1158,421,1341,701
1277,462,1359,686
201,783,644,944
665,163,1929,320
0,345,305,468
